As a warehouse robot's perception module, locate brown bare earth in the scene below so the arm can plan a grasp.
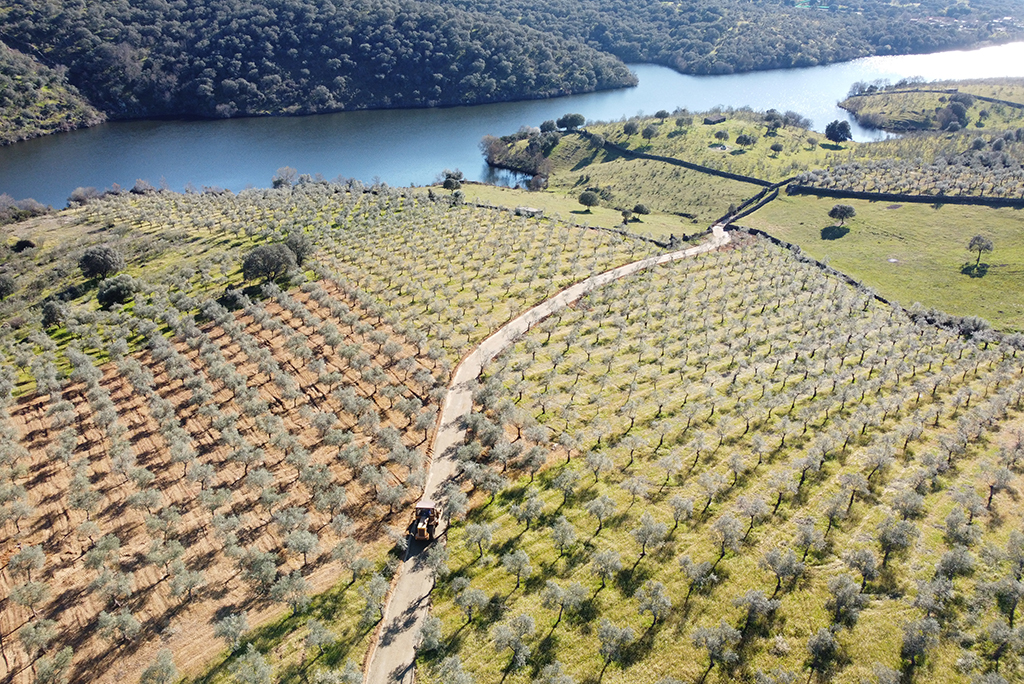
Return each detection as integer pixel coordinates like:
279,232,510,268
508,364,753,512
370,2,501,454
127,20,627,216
1,282,439,684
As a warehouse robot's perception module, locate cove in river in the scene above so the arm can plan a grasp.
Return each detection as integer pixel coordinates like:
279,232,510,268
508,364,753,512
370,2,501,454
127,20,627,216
3,41,1024,207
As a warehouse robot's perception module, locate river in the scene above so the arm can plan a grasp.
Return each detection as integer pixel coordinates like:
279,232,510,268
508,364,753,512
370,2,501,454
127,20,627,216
3,41,1024,207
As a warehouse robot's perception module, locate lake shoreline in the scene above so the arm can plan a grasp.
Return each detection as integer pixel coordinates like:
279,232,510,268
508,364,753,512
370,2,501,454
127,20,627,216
4,41,1024,207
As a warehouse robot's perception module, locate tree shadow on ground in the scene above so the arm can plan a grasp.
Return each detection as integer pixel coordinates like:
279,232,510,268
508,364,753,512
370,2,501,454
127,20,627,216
614,563,652,596
821,225,849,240
961,262,990,278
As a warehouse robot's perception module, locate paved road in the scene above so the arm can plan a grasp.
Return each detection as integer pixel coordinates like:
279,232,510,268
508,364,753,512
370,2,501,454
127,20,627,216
364,224,730,684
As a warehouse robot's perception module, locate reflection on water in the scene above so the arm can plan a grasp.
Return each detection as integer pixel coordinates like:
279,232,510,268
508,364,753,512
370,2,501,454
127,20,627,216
1,41,1023,206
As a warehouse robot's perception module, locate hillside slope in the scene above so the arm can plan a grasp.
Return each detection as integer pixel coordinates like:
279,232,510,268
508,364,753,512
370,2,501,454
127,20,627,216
0,0,636,120
0,40,103,145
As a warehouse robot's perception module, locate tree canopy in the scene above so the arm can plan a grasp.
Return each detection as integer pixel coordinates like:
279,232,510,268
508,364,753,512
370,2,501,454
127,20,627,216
968,234,994,266
79,245,125,279
825,120,853,144
242,244,297,283
828,204,856,226
578,191,600,212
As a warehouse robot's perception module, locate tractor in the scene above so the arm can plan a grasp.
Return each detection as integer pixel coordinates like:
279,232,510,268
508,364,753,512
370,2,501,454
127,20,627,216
408,498,439,541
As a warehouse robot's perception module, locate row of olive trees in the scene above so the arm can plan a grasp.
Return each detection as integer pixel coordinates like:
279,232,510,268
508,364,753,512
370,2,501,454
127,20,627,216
427,236,1024,681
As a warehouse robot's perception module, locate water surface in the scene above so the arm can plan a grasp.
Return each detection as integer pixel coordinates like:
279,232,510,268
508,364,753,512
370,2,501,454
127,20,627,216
2,41,1024,206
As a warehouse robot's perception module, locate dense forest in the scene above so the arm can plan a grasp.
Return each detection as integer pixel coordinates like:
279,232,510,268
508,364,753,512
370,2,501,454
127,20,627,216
0,0,635,120
1,0,1023,136
0,40,103,145
439,0,1024,74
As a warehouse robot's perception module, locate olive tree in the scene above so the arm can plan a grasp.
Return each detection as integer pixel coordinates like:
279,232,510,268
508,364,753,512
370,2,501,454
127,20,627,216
597,619,635,676
635,580,672,625
691,621,740,681
232,644,271,684
139,649,177,684
492,613,535,669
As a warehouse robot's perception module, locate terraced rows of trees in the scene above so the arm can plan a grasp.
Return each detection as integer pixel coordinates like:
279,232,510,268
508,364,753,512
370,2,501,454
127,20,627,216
797,129,1024,198
423,235,1024,683
0,181,646,683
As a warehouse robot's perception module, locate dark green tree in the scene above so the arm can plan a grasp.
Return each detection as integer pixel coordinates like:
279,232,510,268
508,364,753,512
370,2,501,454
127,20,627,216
79,245,125,279
828,204,856,226
578,191,600,212
284,233,315,266
825,120,853,143
97,274,140,306
735,133,756,147
556,113,585,130
968,234,994,267
242,244,296,282
0,273,15,300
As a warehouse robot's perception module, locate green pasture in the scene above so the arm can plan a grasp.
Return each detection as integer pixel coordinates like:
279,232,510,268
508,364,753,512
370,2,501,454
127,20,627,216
586,112,847,183
841,89,1024,132
740,194,1024,332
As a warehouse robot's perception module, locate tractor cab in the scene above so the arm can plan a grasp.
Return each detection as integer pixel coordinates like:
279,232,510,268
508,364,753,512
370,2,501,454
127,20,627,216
409,498,439,541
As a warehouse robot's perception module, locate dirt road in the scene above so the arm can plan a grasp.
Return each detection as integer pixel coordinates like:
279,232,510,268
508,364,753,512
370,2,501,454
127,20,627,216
364,223,730,684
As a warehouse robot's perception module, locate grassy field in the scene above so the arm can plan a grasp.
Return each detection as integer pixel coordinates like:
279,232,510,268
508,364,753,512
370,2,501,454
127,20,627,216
452,135,766,238
949,77,1024,106
740,194,1024,332
422,237,1024,684
585,111,846,183
840,87,1024,133
445,184,707,240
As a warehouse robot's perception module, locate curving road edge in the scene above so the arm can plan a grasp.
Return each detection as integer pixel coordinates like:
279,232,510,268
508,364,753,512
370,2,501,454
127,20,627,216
364,223,731,684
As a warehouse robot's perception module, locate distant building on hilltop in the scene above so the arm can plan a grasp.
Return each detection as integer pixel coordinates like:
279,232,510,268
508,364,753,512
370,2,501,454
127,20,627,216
704,114,726,125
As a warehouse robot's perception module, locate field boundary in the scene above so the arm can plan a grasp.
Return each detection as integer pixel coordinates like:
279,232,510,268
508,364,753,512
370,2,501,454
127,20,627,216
581,131,775,187
844,87,1024,112
785,183,1024,208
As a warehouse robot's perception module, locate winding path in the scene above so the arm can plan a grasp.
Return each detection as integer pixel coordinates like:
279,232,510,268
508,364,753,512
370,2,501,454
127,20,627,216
364,223,731,684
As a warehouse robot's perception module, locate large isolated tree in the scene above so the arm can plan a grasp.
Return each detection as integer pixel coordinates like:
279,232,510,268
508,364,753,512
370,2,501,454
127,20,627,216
828,204,856,226
556,113,586,130
242,244,296,282
825,120,853,143
578,191,600,213
968,234,994,267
